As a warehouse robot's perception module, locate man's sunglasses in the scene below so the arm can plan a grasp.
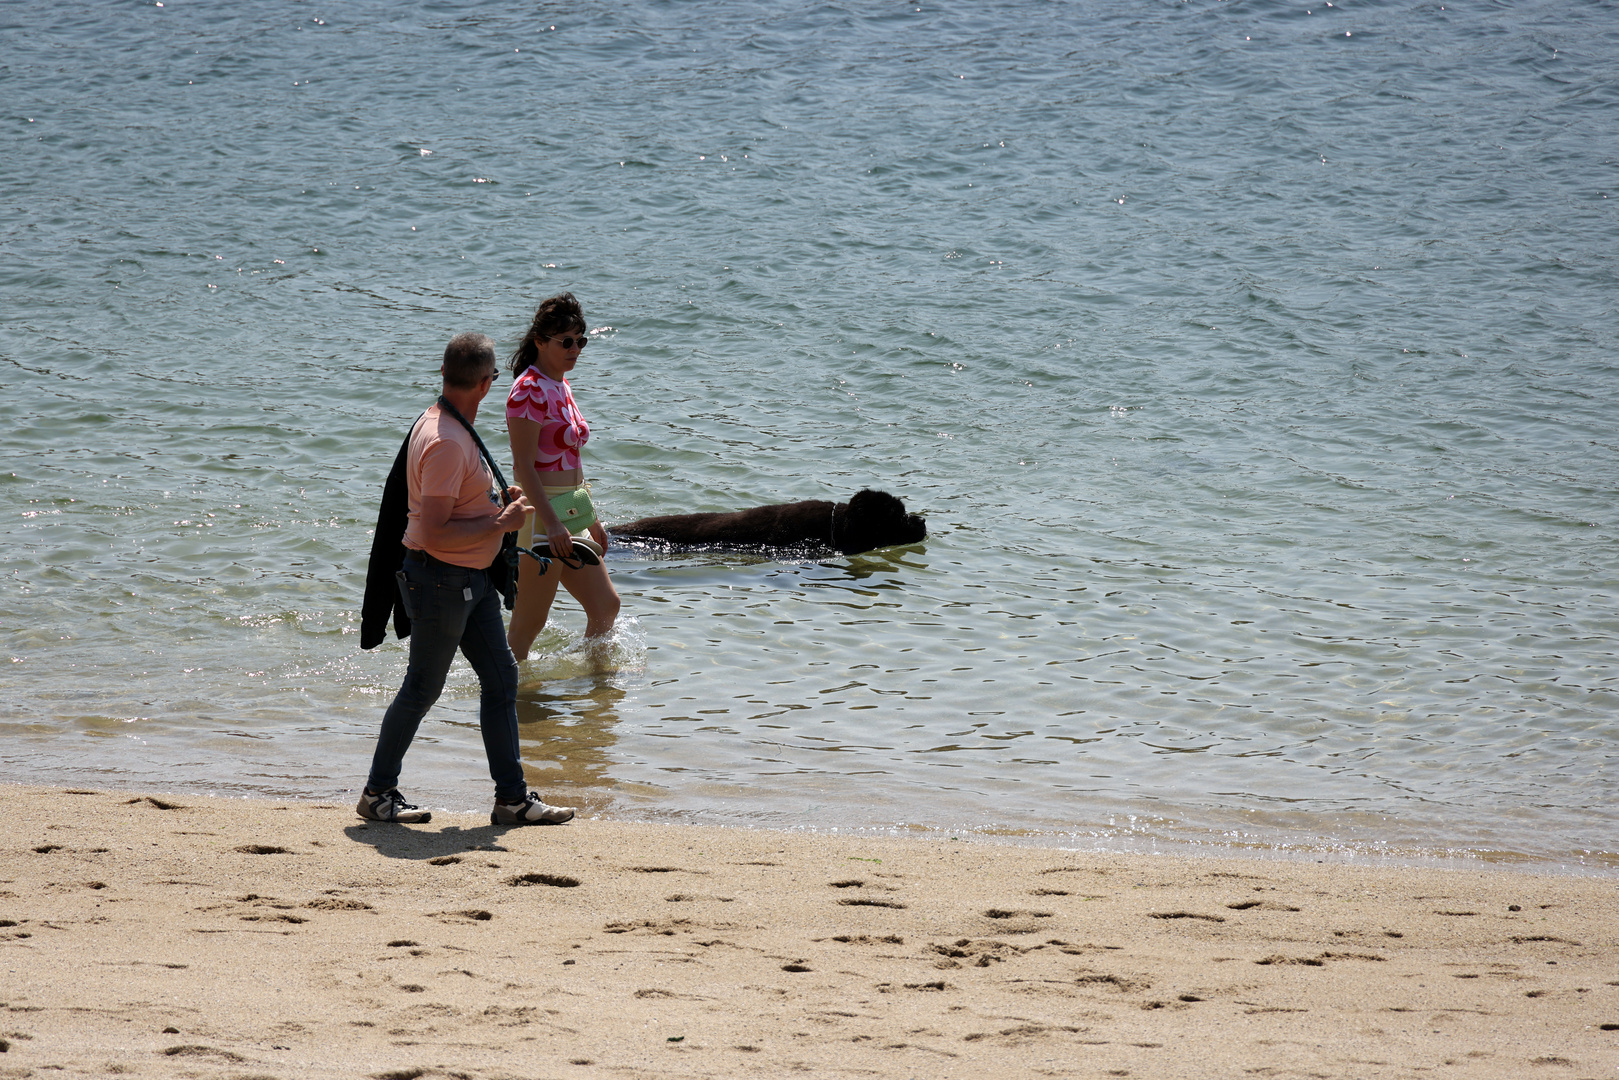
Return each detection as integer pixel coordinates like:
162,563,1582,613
544,334,590,350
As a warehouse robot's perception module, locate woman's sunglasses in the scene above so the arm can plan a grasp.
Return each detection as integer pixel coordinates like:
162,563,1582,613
543,334,590,350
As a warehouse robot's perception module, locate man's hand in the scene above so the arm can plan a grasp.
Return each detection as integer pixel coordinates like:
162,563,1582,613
495,493,532,532
418,493,529,550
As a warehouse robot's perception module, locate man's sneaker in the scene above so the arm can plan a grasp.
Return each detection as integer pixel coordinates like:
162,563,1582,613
491,792,575,826
355,788,432,823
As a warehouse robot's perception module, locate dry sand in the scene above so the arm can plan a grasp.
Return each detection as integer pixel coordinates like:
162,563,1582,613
2,784,1615,1079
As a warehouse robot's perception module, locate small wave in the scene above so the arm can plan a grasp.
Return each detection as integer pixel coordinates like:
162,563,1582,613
517,617,646,685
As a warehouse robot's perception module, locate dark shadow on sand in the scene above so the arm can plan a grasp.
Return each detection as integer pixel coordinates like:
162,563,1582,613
342,819,572,860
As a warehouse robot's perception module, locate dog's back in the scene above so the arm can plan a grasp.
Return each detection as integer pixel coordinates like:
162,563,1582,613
610,489,925,555
611,500,837,548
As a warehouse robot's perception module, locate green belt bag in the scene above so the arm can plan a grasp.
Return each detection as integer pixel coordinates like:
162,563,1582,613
548,486,598,534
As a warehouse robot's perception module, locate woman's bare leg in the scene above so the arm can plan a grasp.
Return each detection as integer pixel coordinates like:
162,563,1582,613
560,561,620,640
508,553,562,661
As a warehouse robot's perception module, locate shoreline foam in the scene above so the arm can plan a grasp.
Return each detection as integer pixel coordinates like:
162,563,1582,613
4,784,1616,1078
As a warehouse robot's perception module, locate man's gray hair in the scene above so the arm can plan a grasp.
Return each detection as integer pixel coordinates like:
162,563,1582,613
441,332,498,389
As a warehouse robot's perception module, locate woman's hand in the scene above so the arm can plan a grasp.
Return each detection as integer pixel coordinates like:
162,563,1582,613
546,520,575,558
587,519,609,554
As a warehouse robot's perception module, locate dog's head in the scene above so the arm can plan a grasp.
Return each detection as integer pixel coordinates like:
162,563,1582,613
831,489,927,554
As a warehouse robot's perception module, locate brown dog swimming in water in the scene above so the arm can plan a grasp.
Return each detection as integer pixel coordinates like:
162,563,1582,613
608,489,925,556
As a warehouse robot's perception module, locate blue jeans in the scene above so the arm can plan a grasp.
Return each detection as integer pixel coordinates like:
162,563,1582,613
366,552,526,801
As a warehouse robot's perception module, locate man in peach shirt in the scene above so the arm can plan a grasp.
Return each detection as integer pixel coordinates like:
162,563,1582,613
357,333,574,827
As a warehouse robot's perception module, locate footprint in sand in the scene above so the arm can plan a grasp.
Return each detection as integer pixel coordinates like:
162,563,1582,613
508,872,580,888
431,909,492,923
304,898,375,911
1254,953,1388,967
604,918,704,936
665,893,734,903
963,1022,1083,1043
1074,973,1148,992
163,1045,244,1062
1148,911,1225,923
628,866,706,875
928,938,1028,969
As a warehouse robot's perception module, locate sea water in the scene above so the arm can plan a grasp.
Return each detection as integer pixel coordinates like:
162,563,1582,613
2,0,1615,870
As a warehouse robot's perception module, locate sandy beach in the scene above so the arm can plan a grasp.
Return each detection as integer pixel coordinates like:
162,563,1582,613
2,784,1614,1079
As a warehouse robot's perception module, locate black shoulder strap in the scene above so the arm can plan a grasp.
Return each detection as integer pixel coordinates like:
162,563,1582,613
435,395,511,502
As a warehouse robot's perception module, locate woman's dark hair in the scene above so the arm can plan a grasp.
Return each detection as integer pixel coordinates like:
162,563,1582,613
509,292,586,375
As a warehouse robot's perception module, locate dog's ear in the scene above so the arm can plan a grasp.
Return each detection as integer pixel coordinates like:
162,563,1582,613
830,499,856,553
837,490,923,553
846,489,904,519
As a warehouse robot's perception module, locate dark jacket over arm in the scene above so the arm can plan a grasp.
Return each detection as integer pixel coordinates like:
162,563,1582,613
360,432,413,650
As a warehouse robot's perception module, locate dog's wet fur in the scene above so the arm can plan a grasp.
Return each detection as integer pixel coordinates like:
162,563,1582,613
609,489,926,556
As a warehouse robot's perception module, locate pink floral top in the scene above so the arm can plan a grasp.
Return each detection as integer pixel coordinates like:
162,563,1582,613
506,367,590,472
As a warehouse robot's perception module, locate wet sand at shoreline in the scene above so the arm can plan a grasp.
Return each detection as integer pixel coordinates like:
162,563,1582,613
3,784,1615,1079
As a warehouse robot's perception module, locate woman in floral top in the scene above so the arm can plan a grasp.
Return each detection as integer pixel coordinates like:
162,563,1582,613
504,292,619,660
